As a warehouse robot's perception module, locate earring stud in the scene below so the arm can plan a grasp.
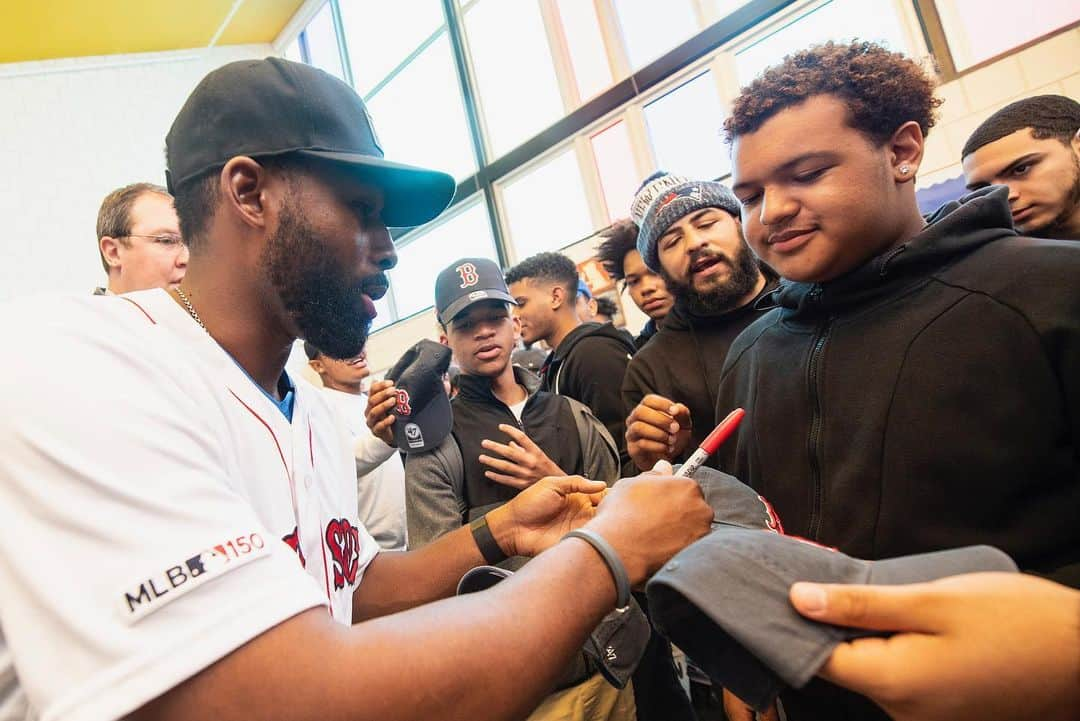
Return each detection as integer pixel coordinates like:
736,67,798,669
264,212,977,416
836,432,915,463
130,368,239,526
900,164,911,175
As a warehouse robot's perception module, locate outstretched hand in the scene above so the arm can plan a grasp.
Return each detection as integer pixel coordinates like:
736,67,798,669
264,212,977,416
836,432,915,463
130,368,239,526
790,572,1080,721
480,424,566,490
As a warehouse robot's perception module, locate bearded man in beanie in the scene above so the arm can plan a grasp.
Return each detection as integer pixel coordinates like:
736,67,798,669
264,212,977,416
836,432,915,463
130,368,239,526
622,172,777,473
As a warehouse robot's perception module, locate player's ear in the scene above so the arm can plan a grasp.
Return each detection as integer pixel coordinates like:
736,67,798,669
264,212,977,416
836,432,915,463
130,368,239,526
221,156,268,231
308,358,324,375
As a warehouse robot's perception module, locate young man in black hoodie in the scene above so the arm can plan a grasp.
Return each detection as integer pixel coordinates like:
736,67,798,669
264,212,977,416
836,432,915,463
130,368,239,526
595,218,674,349
505,252,637,469
620,172,776,472
717,41,1080,721
961,94,1080,241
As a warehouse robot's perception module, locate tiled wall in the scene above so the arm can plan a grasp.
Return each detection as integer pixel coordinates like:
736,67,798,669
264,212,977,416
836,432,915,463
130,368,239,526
918,26,1080,189
0,44,272,303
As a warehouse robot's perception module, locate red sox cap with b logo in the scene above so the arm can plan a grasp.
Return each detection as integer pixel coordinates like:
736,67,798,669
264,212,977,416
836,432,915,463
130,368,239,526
434,257,518,326
384,339,453,454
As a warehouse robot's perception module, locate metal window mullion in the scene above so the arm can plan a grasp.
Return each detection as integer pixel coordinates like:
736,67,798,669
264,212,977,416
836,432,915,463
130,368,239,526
441,0,509,267
539,0,583,113
912,0,958,79
298,30,311,64
328,0,354,88
594,0,633,83
575,132,611,227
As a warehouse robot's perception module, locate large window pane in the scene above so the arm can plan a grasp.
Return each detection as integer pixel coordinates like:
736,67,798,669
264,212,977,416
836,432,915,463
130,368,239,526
613,0,699,68
735,0,910,84
284,37,304,63
338,0,445,95
366,34,476,180
591,120,639,222
501,148,594,261
556,0,615,102
370,294,393,332
305,2,345,81
644,70,730,180
465,0,565,157
387,200,498,319
936,0,1080,70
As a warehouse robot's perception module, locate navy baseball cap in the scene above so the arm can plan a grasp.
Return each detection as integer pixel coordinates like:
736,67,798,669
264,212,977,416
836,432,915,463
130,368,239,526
435,257,517,326
646,468,1019,710
165,57,455,228
384,339,453,454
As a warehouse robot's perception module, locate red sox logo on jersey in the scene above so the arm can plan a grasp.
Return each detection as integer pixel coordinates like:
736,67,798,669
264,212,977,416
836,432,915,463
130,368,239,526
282,526,306,567
326,518,361,590
394,388,412,416
456,262,480,288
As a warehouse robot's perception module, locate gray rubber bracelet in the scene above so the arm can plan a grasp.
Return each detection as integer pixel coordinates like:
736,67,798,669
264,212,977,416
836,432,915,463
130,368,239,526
564,529,631,610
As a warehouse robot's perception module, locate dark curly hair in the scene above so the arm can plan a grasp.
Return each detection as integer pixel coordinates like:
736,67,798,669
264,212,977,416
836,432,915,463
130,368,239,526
724,41,941,145
504,251,578,298
961,94,1080,159
595,219,640,282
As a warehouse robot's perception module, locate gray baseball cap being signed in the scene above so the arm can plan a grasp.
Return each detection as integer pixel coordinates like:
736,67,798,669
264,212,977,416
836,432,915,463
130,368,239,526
646,515,1017,710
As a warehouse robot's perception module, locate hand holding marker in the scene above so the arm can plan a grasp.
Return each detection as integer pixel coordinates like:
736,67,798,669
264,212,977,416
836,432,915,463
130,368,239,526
673,408,745,478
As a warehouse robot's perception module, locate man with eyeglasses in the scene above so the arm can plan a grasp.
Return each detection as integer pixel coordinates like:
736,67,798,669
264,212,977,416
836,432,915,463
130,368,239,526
94,182,188,295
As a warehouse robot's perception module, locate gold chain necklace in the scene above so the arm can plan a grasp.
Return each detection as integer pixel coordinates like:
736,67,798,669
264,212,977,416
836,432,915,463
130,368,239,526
174,286,206,331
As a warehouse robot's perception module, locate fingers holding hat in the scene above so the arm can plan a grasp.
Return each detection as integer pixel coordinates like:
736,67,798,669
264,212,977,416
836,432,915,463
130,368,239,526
365,379,398,446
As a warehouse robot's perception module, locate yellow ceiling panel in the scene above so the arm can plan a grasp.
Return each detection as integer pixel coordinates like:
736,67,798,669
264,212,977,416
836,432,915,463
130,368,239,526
216,0,307,46
0,0,306,65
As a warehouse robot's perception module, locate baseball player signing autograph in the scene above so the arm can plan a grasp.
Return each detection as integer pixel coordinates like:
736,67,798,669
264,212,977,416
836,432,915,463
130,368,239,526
0,59,712,721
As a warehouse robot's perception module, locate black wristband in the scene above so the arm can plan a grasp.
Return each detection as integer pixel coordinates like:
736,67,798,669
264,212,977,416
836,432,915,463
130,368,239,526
470,515,508,565
564,529,631,610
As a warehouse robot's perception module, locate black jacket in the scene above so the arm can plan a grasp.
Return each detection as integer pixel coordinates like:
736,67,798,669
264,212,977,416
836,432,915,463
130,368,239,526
542,322,637,468
621,278,778,468
716,186,1080,719
405,366,616,546
634,318,659,349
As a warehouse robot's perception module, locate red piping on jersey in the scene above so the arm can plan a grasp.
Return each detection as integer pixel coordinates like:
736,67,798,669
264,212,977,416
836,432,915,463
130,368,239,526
229,390,290,474
120,297,156,324
308,423,314,467
229,392,336,618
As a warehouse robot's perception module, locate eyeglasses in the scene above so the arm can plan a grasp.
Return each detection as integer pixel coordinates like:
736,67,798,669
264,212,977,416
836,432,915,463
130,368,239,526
122,233,185,247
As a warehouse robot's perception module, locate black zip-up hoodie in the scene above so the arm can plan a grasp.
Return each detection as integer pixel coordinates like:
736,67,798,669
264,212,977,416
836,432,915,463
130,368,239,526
621,276,778,469
541,321,637,467
716,185,1080,719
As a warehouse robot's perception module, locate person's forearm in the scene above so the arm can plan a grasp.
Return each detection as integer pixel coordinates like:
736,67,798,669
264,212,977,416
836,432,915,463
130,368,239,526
134,540,619,721
354,433,395,475
352,523,485,622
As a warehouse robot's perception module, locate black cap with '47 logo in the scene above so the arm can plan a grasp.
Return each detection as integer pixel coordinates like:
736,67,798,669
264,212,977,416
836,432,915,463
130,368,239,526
435,257,518,326
384,339,453,454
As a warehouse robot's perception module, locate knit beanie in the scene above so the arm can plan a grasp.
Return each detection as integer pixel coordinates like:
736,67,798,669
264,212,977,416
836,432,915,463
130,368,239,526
635,177,741,271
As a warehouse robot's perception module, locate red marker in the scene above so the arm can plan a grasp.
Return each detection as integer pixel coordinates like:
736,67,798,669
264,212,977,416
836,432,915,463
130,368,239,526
673,408,745,478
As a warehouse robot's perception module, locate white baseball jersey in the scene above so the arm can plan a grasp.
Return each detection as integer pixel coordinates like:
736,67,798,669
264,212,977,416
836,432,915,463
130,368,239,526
320,388,408,551
0,289,378,721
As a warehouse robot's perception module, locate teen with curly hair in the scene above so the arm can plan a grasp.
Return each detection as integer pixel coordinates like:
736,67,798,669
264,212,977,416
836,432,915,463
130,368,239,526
714,41,1080,721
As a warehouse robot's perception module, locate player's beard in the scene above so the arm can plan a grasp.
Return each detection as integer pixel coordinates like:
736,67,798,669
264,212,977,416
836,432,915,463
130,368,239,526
263,201,372,360
660,240,761,316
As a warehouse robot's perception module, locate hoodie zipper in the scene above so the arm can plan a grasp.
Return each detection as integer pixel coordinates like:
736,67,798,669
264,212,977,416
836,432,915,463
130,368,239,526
805,288,830,540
